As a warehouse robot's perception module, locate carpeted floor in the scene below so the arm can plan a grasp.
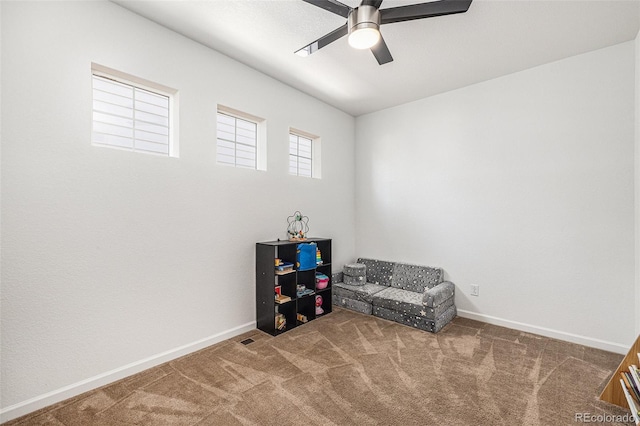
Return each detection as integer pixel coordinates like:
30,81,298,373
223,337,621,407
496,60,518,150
4,308,631,425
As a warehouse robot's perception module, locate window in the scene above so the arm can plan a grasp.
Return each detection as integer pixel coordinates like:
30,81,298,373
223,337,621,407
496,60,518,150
289,133,313,177
216,105,266,170
91,64,178,157
216,113,257,168
289,129,321,178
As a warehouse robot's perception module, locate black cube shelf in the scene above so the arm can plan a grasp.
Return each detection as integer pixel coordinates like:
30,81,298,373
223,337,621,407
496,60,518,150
256,238,332,336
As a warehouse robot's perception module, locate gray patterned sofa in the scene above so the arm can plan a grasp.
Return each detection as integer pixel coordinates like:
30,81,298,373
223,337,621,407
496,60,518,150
332,258,456,333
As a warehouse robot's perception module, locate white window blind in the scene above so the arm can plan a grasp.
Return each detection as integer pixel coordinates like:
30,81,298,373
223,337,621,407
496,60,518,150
92,74,171,155
216,112,257,169
289,133,312,177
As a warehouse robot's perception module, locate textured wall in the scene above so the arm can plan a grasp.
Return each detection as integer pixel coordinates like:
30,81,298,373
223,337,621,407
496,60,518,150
355,42,636,352
636,30,640,337
0,0,356,416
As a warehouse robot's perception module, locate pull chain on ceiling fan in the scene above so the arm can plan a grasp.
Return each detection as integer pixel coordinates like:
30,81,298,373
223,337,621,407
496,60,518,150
295,0,473,65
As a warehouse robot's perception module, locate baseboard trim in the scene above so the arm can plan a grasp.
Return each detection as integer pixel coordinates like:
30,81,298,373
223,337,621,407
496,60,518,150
456,309,628,354
0,321,256,423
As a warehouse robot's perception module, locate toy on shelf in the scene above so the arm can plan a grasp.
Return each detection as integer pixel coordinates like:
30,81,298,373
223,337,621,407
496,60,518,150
275,313,286,330
316,248,323,265
287,211,309,241
274,286,291,304
296,242,317,270
316,273,329,290
315,295,324,315
275,294,291,304
296,284,314,298
275,259,294,275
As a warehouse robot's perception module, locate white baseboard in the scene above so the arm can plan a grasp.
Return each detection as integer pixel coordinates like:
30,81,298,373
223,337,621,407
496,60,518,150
0,321,256,423
456,309,628,355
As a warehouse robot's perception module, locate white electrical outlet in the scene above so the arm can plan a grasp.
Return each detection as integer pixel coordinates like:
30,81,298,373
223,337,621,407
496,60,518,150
470,284,479,296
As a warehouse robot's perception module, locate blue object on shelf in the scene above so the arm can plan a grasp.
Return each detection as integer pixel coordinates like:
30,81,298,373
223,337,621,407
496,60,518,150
296,242,317,271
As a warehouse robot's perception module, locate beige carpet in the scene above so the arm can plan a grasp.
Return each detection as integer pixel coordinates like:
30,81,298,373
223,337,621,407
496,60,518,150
4,308,630,425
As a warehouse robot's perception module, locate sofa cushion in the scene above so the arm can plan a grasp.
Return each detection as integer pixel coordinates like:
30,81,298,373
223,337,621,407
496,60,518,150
373,304,457,333
333,281,387,304
344,275,366,285
332,294,373,315
371,287,424,317
357,258,395,287
343,263,366,277
390,262,443,292
423,281,455,308
372,287,454,320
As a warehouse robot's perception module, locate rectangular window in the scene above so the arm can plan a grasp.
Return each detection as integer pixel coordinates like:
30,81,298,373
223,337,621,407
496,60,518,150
91,65,177,156
216,112,258,169
289,133,313,178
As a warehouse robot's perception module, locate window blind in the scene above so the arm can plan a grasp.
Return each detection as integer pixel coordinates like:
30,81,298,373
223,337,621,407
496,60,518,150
217,112,257,169
92,75,170,155
289,133,312,177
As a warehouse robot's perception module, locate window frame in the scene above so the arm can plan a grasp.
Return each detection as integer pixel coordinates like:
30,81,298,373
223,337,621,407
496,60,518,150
91,63,179,157
216,105,266,171
289,128,321,179
289,133,313,178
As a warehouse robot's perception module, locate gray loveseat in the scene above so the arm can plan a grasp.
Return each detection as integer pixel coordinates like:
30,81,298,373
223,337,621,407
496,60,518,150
332,258,456,333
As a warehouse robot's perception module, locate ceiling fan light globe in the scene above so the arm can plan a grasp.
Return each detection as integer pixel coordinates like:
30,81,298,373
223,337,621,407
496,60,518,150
348,27,380,49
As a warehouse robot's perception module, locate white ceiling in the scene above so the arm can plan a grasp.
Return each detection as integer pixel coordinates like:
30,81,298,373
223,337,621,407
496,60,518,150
113,0,640,116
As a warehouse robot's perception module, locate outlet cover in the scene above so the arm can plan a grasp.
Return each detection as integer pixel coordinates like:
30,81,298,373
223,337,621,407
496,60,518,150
471,284,479,296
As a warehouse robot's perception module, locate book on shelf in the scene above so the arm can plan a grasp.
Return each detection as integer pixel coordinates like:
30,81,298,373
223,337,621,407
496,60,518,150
275,313,286,331
622,371,640,403
630,365,640,395
620,378,640,424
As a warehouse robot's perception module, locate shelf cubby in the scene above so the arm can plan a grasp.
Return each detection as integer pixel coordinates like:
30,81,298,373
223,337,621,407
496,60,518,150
315,288,332,316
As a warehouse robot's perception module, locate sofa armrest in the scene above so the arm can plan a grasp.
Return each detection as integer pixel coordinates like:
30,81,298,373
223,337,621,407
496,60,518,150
423,281,455,308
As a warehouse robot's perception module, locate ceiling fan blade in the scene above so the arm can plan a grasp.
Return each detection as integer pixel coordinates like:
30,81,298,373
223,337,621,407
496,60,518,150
295,24,349,56
371,35,393,65
360,0,383,8
301,0,352,18
380,0,472,25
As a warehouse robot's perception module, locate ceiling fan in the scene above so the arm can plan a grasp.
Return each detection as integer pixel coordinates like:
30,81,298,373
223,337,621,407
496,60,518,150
295,0,472,65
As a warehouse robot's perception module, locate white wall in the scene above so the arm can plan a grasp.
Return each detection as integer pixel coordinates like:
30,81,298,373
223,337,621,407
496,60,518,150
355,42,636,353
636,30,640,338
0,1,355,419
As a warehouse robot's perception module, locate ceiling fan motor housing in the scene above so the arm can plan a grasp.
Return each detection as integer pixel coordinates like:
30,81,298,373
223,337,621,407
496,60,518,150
348,5,381,36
